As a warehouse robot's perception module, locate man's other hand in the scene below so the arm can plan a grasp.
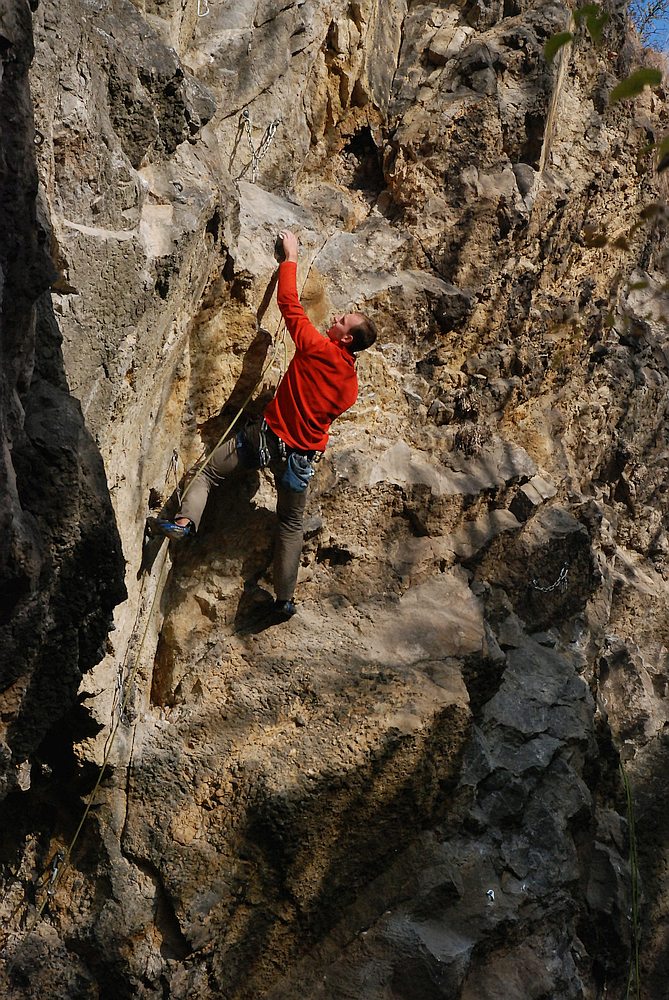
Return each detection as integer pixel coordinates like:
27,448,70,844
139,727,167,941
279,230,299,263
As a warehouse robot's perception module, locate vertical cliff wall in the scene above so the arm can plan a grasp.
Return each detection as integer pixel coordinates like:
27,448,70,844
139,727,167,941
1,0,668,997
0,1,126,797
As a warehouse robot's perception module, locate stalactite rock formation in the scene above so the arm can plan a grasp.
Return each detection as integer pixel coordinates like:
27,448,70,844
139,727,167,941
1,0,668,997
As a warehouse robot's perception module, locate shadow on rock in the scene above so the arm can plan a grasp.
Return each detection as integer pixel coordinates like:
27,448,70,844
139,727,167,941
0,7,126,799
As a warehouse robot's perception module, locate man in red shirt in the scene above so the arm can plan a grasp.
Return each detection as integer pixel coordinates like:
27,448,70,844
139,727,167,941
148,230,377,619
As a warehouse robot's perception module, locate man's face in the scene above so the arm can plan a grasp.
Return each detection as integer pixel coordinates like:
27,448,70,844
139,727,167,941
327,312,363,345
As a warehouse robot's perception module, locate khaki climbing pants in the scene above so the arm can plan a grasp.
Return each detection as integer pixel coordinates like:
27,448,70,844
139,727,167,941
179,420,310,602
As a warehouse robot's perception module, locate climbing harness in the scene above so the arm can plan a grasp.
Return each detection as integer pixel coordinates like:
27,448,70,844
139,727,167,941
258,419,281,468
238,420,318,491
240,109,282,182
531,562,569,593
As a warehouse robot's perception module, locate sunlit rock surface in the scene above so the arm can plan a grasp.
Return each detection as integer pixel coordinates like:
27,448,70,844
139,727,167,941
1,0,669,997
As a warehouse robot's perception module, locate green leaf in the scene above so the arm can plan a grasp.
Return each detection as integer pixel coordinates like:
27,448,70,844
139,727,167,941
573,3,599,25
544,31,573,63
609,68,663,104
574,4,609,43
586,11,609,43
657,135,669,173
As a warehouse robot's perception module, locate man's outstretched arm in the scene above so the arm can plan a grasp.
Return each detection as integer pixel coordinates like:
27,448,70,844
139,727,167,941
276,230,325,353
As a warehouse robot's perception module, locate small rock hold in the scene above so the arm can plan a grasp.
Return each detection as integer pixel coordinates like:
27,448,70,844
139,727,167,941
509,475,557,522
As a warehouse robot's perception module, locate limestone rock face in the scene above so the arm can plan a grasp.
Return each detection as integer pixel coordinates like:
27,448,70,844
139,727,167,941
0,1,126,802
1,0,669,998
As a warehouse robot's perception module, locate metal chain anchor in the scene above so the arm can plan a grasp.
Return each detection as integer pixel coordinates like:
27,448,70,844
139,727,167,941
531,563,569,593
240,109,282,182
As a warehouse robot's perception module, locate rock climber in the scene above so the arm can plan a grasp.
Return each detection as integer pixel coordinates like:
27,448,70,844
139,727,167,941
148,229,377,620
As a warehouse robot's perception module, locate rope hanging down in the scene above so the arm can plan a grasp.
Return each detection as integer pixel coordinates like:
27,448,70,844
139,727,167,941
31,354,284,917
7,247,324,936
0,349,281,944
240,109,282,182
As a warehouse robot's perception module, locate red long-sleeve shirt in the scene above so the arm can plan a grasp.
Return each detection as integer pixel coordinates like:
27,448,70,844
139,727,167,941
264,261,358,452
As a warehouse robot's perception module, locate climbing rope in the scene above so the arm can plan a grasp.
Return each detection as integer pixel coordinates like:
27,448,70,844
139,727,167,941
3,248,323,941
28,347,286,918
240,109,282,182
183,309,289,484
621,762,641,1000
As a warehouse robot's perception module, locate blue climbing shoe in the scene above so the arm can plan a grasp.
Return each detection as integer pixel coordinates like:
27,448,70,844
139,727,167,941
146,517,194,541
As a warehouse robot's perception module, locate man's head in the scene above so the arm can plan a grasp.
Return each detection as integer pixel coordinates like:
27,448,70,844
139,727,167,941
328,313,377,353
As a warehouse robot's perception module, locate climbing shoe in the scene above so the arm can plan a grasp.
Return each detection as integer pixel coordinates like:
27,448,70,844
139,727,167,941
273,599,297,620
145,517,195,541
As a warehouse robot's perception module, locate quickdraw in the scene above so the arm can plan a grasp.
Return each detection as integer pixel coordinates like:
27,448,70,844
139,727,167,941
113,657,130,727
46,852,65,897
169,449,182,506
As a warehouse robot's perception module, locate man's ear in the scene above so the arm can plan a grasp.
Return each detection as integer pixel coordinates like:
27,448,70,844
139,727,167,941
341,331,353,344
